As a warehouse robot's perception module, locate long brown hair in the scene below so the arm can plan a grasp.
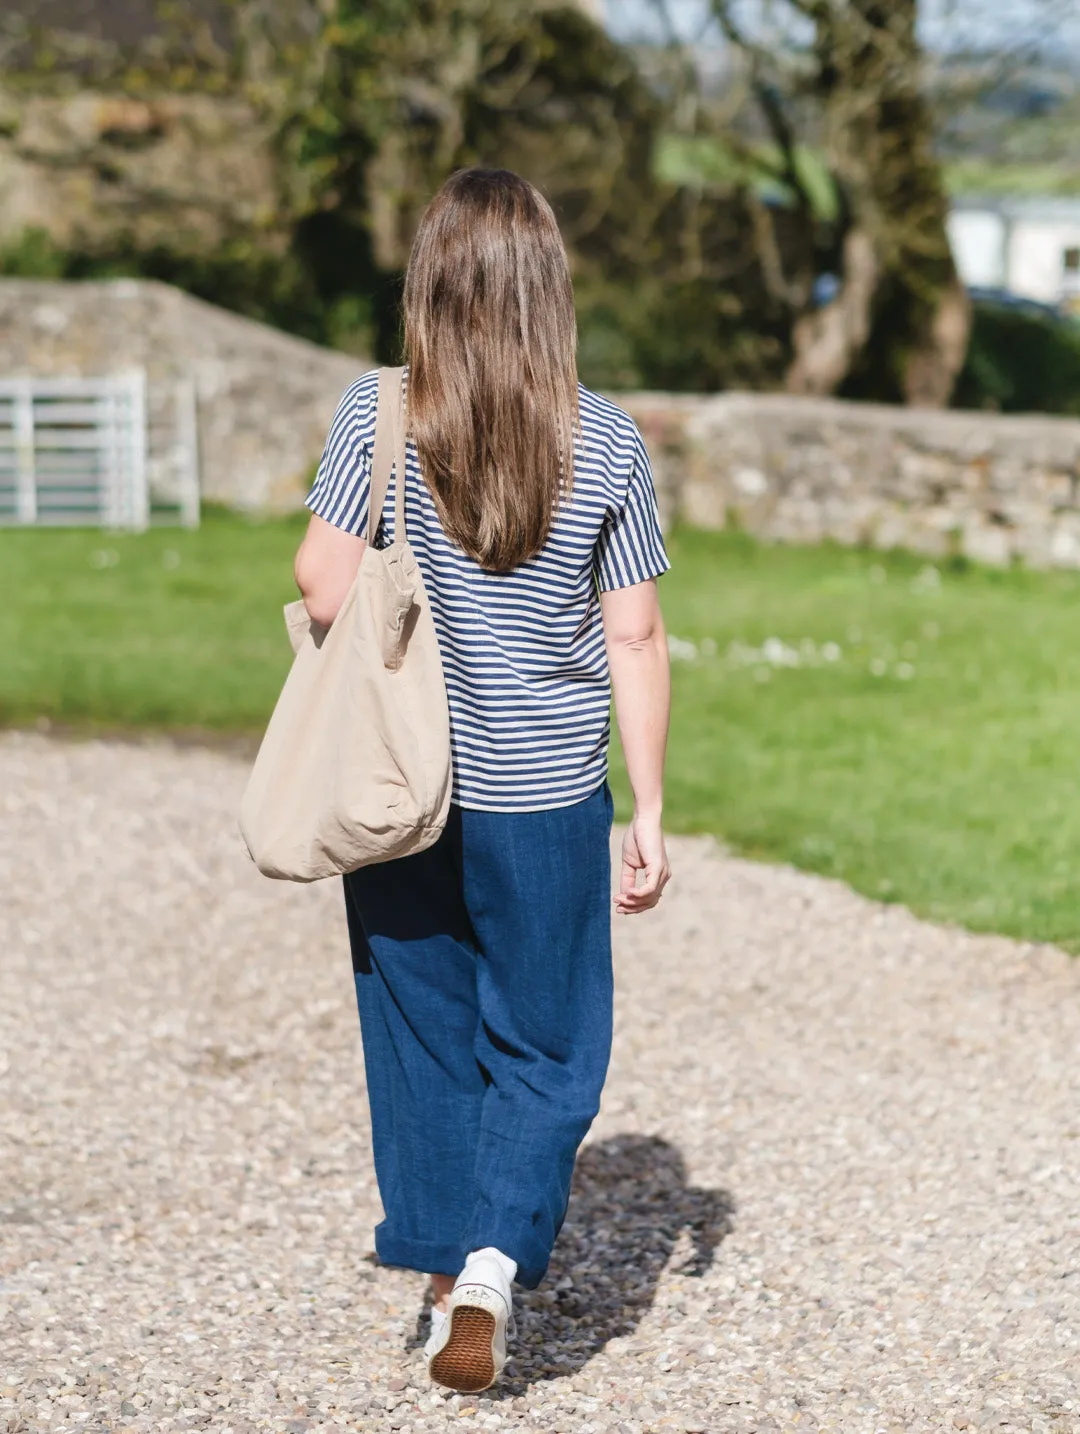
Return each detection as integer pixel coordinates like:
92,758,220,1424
403,168,579,572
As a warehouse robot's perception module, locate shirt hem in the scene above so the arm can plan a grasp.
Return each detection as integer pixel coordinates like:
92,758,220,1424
451,770,609,814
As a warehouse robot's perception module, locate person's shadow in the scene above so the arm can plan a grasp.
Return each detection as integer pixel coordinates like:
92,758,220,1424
408,1133,734,1392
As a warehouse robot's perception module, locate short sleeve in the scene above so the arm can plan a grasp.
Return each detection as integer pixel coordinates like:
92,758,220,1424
593,429,671,591
305,377,377,537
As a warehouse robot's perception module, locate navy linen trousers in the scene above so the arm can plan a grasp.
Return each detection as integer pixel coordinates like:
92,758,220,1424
343,783,614,1290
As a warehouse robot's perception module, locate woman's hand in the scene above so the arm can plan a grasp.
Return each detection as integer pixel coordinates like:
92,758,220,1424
615,811,671,915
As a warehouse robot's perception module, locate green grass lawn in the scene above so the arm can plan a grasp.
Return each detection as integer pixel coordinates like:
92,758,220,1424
645,529,1080,951
2,509,305,732
3,516,1078,950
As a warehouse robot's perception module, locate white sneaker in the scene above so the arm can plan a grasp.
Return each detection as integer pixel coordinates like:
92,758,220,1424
425,1254,514,1393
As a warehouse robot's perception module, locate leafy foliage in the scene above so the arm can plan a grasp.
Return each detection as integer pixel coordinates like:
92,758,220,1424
0,0,791,388
953,302,1080,416
5,0,1072,406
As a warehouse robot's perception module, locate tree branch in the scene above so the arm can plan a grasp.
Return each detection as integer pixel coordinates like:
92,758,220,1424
709,1,816,227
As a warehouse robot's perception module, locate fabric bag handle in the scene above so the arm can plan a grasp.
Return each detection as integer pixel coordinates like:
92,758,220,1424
366,366,408,544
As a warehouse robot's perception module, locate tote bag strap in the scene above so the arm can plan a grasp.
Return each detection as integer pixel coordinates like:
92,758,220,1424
366,366,408,544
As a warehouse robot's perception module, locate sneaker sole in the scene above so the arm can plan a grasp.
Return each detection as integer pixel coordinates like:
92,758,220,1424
428,1305,498,1393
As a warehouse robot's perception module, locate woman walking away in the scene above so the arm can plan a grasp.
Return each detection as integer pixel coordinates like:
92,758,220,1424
293,168,672,1393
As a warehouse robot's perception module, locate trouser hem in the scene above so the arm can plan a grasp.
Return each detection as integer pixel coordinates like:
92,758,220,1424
374,1226,467,1279
376,1224,550,1289
458,1221,553,1290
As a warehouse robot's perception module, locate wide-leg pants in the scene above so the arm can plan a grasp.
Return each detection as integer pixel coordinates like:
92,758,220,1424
343,783,614,1290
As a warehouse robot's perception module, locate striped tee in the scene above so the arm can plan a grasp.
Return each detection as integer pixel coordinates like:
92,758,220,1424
306,368,669,812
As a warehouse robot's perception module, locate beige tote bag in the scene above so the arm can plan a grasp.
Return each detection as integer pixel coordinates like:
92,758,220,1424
240,367,452,881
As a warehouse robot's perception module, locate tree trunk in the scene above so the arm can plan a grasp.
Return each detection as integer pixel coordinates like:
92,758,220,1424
787,228,878,396
902,274,970,407
798,0,971,407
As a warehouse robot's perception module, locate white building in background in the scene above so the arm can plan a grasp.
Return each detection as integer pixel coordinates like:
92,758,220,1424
948,197,1080,312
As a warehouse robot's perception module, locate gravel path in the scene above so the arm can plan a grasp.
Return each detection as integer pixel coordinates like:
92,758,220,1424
3,732,1079,1434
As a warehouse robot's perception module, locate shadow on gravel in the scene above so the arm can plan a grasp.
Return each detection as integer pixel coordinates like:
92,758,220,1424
407,1133,734,1393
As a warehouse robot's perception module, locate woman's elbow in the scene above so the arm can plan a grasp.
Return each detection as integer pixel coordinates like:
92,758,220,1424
294,552,338,628
297,576,340,629
293,520,366,629
608,613,666,653
600,580,666,653
301,591,340,629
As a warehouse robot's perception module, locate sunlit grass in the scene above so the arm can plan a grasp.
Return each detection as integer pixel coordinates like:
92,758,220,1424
3,517,1078,948
609,528,1080,951
2,508,303,732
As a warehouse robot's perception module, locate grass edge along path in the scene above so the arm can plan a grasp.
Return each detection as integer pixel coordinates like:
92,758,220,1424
3,515,1078,951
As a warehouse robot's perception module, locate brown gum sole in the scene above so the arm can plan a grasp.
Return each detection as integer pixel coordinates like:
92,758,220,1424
429,1306,498,1393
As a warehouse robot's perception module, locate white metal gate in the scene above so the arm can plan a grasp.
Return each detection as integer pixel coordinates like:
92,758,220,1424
0,372,200,529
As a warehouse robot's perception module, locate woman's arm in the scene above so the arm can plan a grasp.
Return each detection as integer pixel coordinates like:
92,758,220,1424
600,577,672,914
293,513,367,628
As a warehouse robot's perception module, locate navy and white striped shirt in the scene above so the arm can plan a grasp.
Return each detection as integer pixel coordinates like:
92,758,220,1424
306,369,669,812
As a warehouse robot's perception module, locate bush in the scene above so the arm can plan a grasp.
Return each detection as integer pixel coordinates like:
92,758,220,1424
953,301,1080,416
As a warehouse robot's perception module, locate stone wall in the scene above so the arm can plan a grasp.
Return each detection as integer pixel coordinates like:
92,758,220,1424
620,391,1080,568
5,276,1080,567
0,279,365,511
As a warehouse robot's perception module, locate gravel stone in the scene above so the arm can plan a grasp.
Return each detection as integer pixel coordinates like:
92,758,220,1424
3,732,1080,1432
